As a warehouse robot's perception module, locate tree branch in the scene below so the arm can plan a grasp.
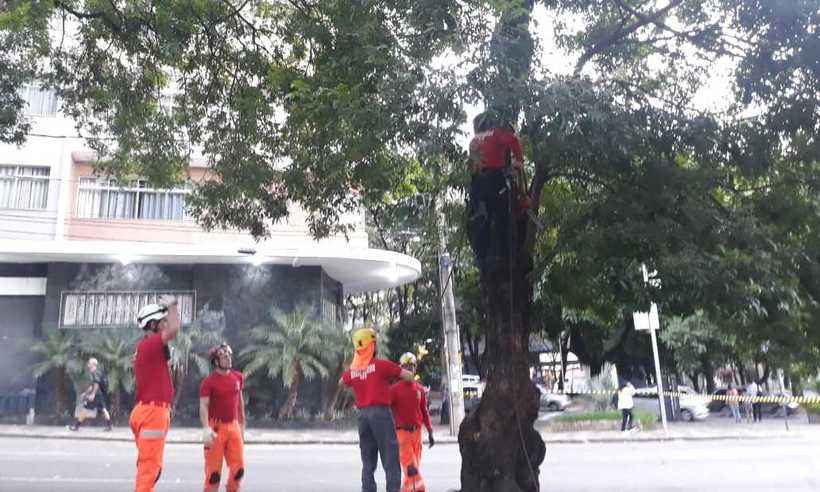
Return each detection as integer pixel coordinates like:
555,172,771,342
612,0,743,58
574,0,685,75
53,0,104,20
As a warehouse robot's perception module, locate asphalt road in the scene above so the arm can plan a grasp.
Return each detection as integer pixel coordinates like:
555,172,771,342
0,436,818,491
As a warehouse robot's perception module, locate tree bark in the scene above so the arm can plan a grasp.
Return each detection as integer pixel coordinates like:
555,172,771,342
323,359,346,420
56,369,67,417
110,389,121,422
559,332,569,391
459,2,545,489
172,368,186,412
700,358,716,394
278,364,302,420
688,372,701,393
458,221,545,491
463,325,485,378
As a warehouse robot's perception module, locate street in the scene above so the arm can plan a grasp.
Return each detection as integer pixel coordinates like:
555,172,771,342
0,436,818,491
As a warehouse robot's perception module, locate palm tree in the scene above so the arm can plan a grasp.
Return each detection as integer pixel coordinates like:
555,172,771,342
89,330,138,421
240,305,335,420
168,307,225,411
30,330,82,417
323,325,354,420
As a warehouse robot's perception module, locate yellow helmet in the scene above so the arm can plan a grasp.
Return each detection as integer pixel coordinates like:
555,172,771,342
399,352,417,366
352,327,377,349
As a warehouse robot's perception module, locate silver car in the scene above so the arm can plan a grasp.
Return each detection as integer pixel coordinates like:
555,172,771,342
536,384,571,411
633,387,710,421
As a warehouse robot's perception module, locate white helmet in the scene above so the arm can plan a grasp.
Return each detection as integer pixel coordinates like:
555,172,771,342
399,352,417,366
137,303,167,330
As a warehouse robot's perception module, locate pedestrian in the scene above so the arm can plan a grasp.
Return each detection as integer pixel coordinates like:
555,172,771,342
727,383,741,423
617,381,638,432
389,353,435,492
746,380,762,423
68,357,113,432
439,382,449,426
130,296,181,492
342,327,414,492
200,343,245,492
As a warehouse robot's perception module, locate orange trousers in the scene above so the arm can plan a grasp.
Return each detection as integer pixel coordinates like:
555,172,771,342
396,428,426,492
203,420,245,492
129,402,171,492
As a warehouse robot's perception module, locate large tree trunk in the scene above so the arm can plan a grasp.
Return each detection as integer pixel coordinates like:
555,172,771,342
702,362,716,394
459,2,544,490
558,332,569,391
459,217,545,491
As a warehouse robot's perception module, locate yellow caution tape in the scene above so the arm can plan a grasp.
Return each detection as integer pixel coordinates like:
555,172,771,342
548,388,818,405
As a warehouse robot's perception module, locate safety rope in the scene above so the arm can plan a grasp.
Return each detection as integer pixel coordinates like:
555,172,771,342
504,150,539,489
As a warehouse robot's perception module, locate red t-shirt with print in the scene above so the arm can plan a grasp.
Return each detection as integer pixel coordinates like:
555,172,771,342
469,128,524,171
343,359,402,408
134,332,174,405
199,370,244,422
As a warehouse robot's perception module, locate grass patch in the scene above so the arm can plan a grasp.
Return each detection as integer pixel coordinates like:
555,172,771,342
554,410,656,428
805,403,820,416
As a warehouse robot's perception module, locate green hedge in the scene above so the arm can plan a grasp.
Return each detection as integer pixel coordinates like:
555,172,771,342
554,410,656,428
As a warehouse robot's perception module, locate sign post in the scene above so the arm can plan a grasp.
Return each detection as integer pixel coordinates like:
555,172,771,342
633,265,668,435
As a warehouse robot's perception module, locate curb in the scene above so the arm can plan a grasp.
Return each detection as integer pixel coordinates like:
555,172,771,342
544,434,801,444
0,432,458,446
0,431,808,446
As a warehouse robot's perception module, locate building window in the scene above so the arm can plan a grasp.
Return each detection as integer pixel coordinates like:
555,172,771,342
0,165,50,210
60,290,196,329
76,178,190,221
322,297,339,325
18,85,58,117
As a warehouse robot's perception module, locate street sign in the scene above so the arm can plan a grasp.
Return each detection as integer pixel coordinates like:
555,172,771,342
632,302,659,331
636,263,668,435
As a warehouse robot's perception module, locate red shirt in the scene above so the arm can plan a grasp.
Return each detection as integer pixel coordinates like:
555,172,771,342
469,128,524,171
343,359,402,408
134,332,174,405
199,370,244,422
390,380,432,431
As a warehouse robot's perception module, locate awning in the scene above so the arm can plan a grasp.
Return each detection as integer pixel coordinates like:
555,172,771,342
0,239,421,295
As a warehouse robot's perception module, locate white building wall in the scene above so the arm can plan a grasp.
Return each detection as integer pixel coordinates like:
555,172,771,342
0,94,369,249
0,109,80,240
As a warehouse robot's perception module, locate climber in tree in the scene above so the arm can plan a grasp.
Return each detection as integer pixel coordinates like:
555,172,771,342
466,109,531,270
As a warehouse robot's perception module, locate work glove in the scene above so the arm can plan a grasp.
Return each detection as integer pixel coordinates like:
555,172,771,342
428,433,435,449
203,428,216,446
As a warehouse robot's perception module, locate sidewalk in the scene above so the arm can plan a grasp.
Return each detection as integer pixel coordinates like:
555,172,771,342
540,418,820,444
1,419,818,445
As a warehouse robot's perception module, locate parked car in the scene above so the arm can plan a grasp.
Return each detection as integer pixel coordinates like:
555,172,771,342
633,387,710,421
535,384,571,411
708,388,800,416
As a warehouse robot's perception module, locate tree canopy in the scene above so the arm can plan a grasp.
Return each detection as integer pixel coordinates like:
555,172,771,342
3,1,818,487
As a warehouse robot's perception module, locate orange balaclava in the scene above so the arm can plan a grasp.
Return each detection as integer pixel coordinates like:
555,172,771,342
350,327,377,370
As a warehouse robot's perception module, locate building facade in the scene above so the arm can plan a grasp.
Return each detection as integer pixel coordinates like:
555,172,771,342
0,86,421,402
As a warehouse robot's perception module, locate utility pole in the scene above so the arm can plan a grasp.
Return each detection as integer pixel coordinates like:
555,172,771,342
439,251,465,435
438,201,465,436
